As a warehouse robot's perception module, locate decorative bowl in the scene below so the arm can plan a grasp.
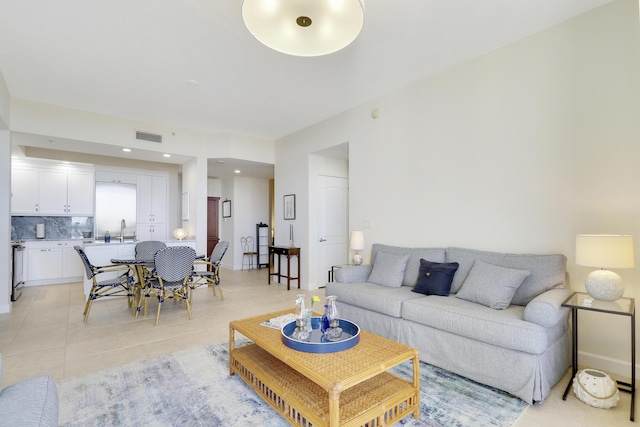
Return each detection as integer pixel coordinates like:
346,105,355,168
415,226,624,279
573,369,619,409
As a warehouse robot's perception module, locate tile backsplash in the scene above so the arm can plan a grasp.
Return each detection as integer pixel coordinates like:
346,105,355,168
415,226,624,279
12,216,94,240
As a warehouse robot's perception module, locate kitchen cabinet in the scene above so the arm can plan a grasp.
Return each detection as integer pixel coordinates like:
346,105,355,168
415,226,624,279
137,174,168,240
94,170,137,184
66,170,95,214
11,160,95,215
136,223,168,241
11,165,39,214
25,240,84,285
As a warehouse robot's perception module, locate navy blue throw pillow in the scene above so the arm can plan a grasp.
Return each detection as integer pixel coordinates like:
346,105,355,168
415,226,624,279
412,259,459,296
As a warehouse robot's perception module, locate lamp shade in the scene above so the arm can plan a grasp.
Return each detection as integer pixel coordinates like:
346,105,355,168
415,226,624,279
350,231,364,251
576,234,635,269
242,0,365,57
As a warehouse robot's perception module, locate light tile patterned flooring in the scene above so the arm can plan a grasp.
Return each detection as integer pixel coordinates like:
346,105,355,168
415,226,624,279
0,267,634,426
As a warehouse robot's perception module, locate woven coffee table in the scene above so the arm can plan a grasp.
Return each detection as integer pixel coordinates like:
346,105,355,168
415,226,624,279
229,309,420,427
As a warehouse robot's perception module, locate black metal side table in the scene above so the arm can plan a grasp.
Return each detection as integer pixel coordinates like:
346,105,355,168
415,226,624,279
561,291,635,421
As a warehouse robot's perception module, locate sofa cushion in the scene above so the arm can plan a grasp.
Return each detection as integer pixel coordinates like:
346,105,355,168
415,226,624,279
325,281,422,318
456,260,530,309
446,247,566,305
401,296,549,354
371,244,446,286
367,252,409,287
412,259,459,296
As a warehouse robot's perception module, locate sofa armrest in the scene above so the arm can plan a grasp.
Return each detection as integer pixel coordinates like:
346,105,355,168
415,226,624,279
0,375,59,427
523,288,573,328
334,265,372,283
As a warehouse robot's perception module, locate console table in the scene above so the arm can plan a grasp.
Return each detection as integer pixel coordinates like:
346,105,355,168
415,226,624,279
268,246,300,290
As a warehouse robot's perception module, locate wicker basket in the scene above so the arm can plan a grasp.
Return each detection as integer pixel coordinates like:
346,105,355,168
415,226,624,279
573,369,619,409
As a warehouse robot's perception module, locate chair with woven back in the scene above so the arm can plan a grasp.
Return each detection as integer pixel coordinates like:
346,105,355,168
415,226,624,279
133,240,166,296
135,240,166,265
192,240,229,300
138,246,197,326
74,246,134,322
241,236,257,270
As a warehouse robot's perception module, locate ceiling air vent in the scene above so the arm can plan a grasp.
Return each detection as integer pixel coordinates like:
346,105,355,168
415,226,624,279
135,130,163,143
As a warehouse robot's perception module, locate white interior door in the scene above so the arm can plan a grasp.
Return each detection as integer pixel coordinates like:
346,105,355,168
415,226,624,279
317,176,348,286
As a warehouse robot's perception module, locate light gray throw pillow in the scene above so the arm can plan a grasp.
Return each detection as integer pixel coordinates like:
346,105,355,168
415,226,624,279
367,252,409,287
456,260,530,309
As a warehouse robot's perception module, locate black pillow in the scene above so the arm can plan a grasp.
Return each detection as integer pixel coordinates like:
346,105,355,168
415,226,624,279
412,259,459,296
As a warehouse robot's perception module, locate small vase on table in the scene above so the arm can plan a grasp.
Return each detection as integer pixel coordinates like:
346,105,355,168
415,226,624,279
291,294,310,341
323,295,343,342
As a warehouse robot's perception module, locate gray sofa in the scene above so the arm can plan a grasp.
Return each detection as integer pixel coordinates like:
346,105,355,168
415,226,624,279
325,244,572,404
0,356,58,427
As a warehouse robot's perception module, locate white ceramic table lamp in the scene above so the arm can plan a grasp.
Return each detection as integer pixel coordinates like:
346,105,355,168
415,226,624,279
576,234,635,301
350,231,364,265
173,228,187,240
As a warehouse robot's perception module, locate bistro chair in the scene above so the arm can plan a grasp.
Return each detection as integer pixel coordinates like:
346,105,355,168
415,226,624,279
241,236,257,270
135,240,166,266
75,246,134,322
192,240,229,300
133,241,166,296
139,246,196,326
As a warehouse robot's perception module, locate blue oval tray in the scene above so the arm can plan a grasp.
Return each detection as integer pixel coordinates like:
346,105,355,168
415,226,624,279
281,317,360,353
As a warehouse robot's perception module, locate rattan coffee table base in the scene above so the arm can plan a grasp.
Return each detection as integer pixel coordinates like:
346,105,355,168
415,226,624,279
231,344,418,427
229,310,420,427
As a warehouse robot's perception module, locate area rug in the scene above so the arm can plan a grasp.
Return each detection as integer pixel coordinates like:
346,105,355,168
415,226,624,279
58,341,528,426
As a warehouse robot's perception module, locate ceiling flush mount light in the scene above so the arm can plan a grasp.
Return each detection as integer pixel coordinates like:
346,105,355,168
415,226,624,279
242,0,365,57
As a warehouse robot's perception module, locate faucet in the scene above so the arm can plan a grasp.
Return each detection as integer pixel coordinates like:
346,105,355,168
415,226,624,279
120,219,126,242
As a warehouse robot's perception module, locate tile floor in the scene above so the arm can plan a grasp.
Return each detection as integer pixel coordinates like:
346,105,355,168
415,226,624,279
0,267,634,426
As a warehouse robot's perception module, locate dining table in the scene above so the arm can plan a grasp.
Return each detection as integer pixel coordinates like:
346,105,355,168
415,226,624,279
111,253,206,316
111,257,155,316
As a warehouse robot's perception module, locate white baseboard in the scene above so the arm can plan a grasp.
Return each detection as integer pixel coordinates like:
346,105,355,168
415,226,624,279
0,303,10,314
578,350,636,384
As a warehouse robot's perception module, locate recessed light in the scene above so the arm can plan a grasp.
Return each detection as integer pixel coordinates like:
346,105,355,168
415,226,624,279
216,160,225,164
234,170,241,174
122,148,132,152
163,153,171,158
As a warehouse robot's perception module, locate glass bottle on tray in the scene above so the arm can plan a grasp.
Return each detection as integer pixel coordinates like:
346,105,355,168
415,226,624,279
291,294,309,341
323,295,343,341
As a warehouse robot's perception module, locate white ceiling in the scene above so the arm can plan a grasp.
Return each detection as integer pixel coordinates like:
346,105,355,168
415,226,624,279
0,0,613,176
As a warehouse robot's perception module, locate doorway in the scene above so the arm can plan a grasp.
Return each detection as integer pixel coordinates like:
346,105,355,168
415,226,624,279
317,176,348,286
207,197,220,262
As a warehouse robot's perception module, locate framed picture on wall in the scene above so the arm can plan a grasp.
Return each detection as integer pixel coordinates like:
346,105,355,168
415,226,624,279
222,199,231,218
284,194,296,220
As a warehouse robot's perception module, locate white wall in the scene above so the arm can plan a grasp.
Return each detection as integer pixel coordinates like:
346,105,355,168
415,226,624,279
0,130,11,313
0,71,11,312
275,0,640,377
207,178,222,197
233,177,270,270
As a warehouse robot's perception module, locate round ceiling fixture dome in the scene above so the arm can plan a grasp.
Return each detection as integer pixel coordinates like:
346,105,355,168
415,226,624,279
242,0,365,57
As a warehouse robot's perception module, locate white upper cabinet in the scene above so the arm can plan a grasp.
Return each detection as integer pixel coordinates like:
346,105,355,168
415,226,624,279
38,169,68,214
67,170,95,214
11,165,39,214
136,174,168,240
11,160,95,215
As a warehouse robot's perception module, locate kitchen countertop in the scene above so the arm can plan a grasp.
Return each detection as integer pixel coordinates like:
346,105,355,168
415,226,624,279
84,239,195,246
